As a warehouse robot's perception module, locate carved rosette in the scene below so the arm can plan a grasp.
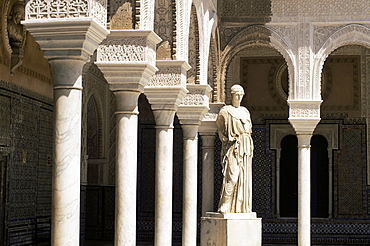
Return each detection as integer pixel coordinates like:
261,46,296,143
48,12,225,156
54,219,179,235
25,0,107,28
288,100,322,134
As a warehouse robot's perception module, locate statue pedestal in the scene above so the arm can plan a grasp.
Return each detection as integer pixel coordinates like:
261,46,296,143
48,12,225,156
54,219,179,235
201,212,262,246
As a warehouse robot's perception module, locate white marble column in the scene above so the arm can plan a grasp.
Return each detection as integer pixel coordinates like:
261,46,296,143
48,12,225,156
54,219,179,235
154,109,177,246
297,134,312,246
22,15,108,244
145,60,190,246
199,103,224,216
177,85,211,246
288,100,321,246
96,30,160,245
114,91,140,245
52,60,85,245
199,134,215,215
181,125,199,246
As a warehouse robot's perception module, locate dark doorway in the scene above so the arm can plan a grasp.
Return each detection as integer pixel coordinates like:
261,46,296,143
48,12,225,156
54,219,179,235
279,135,298,217
311,135,329,218
279,134,330,218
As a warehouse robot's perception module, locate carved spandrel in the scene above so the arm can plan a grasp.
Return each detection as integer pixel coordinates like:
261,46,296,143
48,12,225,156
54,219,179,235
109,0,135,30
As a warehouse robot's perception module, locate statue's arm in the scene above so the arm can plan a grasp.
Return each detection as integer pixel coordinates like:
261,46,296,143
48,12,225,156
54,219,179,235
216,109,228,142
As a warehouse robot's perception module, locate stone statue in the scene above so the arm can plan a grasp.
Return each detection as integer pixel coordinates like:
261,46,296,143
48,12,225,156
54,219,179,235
6,1,26,74
216,84,254,213
7,1,25,48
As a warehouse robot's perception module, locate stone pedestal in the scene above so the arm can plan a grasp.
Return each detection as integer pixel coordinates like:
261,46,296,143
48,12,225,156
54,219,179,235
201,213,262,246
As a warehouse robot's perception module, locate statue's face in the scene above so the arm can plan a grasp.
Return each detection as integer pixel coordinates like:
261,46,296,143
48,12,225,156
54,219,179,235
12,5,25,24
231,91,244,106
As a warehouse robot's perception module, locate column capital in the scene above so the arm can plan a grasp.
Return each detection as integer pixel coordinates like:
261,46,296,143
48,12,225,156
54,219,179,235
145,60,190,111
22,18,109,61
95,30,161,93
147,60,191,87
199,103,224,135
177,84,212,126
288,100,322,135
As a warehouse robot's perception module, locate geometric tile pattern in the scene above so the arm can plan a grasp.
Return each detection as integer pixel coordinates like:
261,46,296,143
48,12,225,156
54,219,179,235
0,80,53,245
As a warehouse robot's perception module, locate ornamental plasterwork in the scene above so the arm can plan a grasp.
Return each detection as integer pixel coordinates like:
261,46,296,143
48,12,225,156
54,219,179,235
148,66,182,86
140,0,154,30
187,4,199,84
181,89,207,106
154,0,174,53
97,36,156,66
109,0,135,29
25,0,107,27
290,104,320,118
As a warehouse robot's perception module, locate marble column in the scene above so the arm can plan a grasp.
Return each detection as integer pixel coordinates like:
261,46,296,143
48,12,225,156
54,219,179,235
177,85,211,246
199,103,224,216
145,60,190,246
288,100,321,246
22,19,108,245
96,30,160,245
297,134,312,246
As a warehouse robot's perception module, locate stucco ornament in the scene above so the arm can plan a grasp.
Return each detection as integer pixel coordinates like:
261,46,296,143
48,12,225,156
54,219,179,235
216,84,254,213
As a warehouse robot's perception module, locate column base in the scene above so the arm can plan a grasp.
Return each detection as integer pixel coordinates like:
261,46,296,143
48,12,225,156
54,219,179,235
201,212,262,246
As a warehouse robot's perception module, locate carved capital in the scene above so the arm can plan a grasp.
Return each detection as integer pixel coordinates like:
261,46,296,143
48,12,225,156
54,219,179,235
25,0,108,28
177,85,212,125
144,86,188,112
96,30,161,92
148,60,191,87
97,30,161,67
22,19,109,61
199,103,224,135
288,100,322,134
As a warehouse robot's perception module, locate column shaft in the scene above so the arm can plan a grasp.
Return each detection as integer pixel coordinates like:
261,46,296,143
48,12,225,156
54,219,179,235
52,61,84,246
182,126,199,246
115,113,138,245
200,135,215,216
114,91,140,245
297,134,312,246
155,125,174,246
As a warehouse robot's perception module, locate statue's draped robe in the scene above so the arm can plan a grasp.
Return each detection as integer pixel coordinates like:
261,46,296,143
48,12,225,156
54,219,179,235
216,105,253,213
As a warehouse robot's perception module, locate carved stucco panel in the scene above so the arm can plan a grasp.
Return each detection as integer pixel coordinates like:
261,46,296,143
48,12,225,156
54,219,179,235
25,0,107,27
140,0,155,30
290,104,320,118
148,65,182,86
181,89,208,106
97,36,156,66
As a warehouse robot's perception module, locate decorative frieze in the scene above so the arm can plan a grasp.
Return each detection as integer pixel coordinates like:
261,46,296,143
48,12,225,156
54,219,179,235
25,0,107,28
